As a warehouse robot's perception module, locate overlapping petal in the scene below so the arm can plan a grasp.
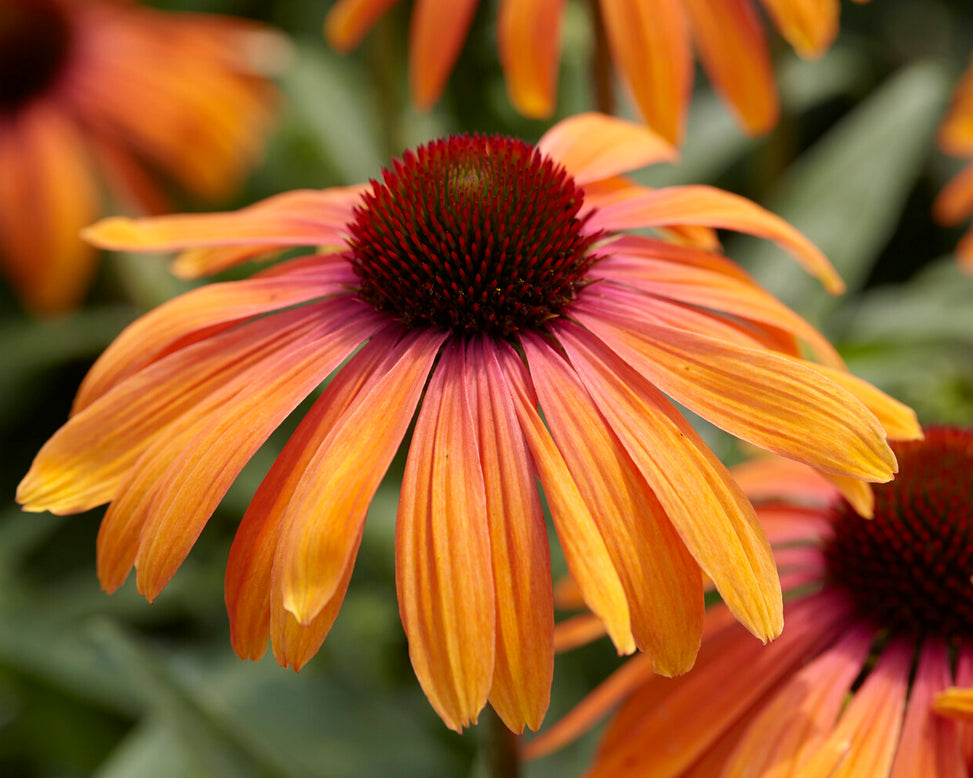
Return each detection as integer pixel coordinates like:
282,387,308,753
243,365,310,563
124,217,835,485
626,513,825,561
497,0,564,118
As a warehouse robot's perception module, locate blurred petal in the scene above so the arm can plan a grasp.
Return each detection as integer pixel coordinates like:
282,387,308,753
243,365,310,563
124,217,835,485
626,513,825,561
473,337,554,733
933,162,973,226
498,0,565,118
537,113,676,185
556,322,781,642
684,0,779,134
396,340,495,732
588,184,844,293
523,332,705,673
408,0,479,109
496,343,635,655
599,0,692,145
759,0,840,58
325,0,400,50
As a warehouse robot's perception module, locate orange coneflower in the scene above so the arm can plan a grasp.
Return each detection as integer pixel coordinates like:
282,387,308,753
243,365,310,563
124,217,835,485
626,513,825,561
325,0,867,144
526,425,973,777
935,56,973,271
19,112,916,733
0,0,281,314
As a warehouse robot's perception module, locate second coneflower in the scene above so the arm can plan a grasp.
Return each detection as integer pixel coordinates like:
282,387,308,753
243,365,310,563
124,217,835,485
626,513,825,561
19,113,916,733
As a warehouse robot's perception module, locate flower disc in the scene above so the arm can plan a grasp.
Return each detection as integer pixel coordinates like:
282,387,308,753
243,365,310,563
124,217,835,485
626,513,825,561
824,427,973,639
347,134,601,338
0,0,74,112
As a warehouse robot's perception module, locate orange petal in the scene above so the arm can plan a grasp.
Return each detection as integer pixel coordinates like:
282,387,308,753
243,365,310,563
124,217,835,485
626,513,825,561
684,0,779,134
589,183,845,293
226,329,397,663
324,0,400,51
277,328,446,624
575,296,897,481
959,229,973,270
18,303,343,517
522,653,656,760
939,59,973,157
74,263,355,413
759,0,840,58
131,301,380,600
719,625,874,777
408,0,479,109
732,455,837,503
890,639,966,778
496,342,635,655
473,337,554,733
497,0,564,118
799,640,911,778
552,613,607,653
395,340,495,732
82,188,359,253
556,322,781,642
537,113,676,185
934,162,973,226
589,592,852,777
523,333,705,673
0,106,98,314
599,0,692,145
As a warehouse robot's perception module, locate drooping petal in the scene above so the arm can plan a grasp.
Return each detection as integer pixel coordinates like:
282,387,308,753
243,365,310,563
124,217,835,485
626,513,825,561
522,332,705,673
495,342,635,655
82,187,361,253
0,106,98,314
74,262,356,412
497,0,565,118
731,456,838,504
599,0,692,145
759,0,840,58
574,295,898,481
324,0,400,50
719,625,874,777
587,184,844,293
408,0,479,109
276,328,447,624
473,337,554,733
117,301,381,599
396,340,495,732
554,322,781,642
226,330,399,662
683,0,778,134
933,162,973,226
536,113,676,185
588,593,853,777
890,639,966,778
799,640,911,778
552,613,608,653
18,302,352,517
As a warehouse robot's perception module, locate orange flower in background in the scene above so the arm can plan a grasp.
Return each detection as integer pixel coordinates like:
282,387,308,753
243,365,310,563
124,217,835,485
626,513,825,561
934,56,973,271
526,426,973,777
19,113,916,733
325,0,867,144
0,0,281,314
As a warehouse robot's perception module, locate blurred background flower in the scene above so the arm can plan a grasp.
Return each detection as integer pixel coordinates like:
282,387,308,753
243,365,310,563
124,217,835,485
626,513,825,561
0,0,283,314
934,53,973,269
1,1,973,777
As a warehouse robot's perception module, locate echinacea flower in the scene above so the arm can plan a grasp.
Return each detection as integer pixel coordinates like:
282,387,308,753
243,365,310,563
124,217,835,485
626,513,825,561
18,112,916,733
0,0,281,314
526,425,973,777
934,56,973,271
325,0,867,143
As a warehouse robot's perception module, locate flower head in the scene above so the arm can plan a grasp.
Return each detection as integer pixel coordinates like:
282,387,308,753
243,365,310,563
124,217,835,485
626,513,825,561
325,0,865,143
528,426,973,777
18,113,916,733
935,56,973,271
0,0,281,314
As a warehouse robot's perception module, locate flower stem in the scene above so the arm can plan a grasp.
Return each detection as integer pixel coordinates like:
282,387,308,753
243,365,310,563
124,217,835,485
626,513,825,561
589,0,614,115
486,708,520,778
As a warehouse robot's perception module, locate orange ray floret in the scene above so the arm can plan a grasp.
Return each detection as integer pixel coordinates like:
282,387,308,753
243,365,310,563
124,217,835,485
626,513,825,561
935,55,973,271
20,112,914,733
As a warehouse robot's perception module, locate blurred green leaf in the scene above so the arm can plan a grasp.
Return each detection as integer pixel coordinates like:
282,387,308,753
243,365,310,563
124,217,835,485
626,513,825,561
739,60,950,323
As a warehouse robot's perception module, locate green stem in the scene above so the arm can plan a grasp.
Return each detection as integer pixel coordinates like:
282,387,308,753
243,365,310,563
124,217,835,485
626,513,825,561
486,707,521,778
589,0,615,115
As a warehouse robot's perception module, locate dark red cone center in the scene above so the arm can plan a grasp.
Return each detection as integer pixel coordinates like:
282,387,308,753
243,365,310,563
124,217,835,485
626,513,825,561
0,0,74,113
347,134,601,338
824,427,973,639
